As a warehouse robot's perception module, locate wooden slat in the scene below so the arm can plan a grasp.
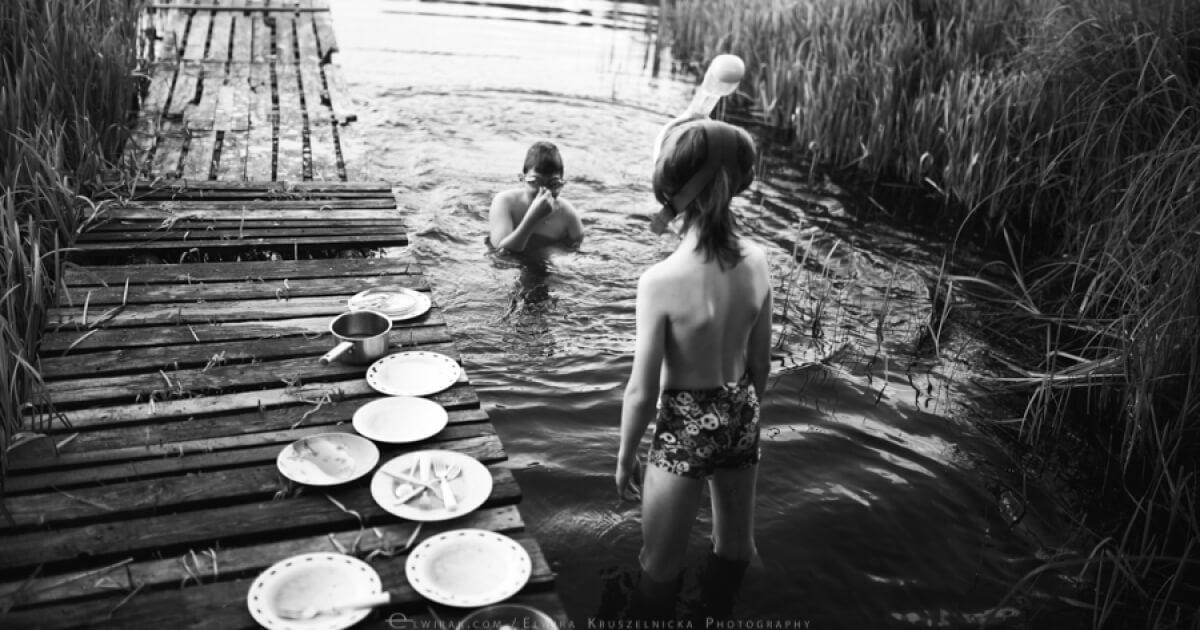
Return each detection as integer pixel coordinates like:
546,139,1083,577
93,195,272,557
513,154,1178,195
300,62,339,180
0,506,522,607
275,59,305,181
295,10,320,63
2,428,497,530
0,465,517,574
180,130,216,179
250,9,271,63
95,207,396,221
0,535,550,630
214,130,248,180
7,406,487,475
149,2,334,11
152,8,190,61
37,322,451,379
56,274,424,307
246,61,275,179
313,10,337,60
102,180,394,194
323,62,356,124
207,11,233,62
274,11,296,64
149,122,187,179
106,197,396,209
61,257,416,286
230,14,252,62
79,225,408,243
187,62,226,131
164,63,200,120
25,354,470,431
74,232,404,253
182,10,211,61
88,219,407,234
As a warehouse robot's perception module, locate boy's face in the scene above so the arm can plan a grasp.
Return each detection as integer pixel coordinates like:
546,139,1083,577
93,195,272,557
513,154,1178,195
523,169,565,197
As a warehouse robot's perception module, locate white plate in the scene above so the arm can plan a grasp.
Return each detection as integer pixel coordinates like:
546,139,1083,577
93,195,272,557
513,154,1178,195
370,450,493,522
366,351,461,397
348,287,432,321
276,433,380,486
406,529,531,608
247,552,383,630
353,396,449,444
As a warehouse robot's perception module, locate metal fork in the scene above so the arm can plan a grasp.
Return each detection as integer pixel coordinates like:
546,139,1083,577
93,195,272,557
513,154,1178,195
276,591,392,621
434,462,462,510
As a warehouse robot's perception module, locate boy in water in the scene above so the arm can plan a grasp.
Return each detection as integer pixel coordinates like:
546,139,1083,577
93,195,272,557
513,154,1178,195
615,119,770,621
488,141,584,253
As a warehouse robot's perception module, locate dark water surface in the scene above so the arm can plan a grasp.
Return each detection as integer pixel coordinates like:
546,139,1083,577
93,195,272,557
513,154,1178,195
330,1,1086,627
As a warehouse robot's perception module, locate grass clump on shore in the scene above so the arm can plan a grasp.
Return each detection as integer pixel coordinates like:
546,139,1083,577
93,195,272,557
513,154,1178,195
661,0,1199,626
1,0,141,480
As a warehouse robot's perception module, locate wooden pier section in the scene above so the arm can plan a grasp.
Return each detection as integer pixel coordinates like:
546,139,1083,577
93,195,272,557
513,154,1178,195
1,2,567,628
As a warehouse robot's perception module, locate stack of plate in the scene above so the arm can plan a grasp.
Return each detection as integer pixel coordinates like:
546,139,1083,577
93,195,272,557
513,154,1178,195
348,287,431,321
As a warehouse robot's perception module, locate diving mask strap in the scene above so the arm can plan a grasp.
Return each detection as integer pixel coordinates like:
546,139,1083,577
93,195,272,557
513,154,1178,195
654,122,741,232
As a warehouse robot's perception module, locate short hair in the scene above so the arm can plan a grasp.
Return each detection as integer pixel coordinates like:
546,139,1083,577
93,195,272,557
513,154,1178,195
523,141,564,175
653,120,756,269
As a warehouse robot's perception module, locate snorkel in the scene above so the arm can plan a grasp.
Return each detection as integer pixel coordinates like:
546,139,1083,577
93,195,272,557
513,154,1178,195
650,55,746,235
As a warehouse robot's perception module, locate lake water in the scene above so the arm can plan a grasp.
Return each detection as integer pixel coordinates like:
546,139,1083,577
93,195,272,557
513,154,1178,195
329,1,1089,627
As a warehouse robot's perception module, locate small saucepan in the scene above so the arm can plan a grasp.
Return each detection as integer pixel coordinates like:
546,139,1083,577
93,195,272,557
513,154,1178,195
319,310,392,365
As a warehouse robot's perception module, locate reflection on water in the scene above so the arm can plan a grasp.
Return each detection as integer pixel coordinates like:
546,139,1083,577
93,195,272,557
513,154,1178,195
331,1,1086,627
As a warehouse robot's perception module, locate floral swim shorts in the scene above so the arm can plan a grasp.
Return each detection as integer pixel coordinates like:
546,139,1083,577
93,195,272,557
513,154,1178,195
647,373,760,479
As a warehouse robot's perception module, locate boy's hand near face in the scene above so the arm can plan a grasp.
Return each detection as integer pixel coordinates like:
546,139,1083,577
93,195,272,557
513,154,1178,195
527,186,557,222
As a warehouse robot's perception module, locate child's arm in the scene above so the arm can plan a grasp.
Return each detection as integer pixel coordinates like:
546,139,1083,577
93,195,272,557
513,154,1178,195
492,189,555,252
617,271,666,497
746,258,773,400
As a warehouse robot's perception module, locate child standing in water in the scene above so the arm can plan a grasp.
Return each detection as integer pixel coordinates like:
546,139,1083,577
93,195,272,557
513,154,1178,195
488,141,584,253
615,119,771,620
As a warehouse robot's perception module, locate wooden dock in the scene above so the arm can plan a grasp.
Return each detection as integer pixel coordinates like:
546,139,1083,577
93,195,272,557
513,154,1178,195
1,1,568,628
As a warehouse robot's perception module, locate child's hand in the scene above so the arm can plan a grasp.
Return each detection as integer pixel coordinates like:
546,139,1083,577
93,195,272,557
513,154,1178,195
615,454,643,502
527,187,556,222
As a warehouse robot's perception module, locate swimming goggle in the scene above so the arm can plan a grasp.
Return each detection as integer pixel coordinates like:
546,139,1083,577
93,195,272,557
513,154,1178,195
523,175,566,191
651,120,746,233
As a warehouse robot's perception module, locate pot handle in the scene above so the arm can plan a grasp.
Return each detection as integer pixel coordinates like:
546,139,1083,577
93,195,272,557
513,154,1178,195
319,341,353,365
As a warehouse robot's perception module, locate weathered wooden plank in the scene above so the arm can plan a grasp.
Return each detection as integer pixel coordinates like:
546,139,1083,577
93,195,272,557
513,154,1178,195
246,60,275,180
250,10,271,63
322,62,356,124
2,428,498,530
95,208,397,221
7,406,488,475
27,354,469,431
206,11,233,62
229,14,252,63
295,11,320,64
79,225,409,243
8,404,490,491
275,63,305,181
273,12,296,64
152,8,190,61
214,130,248,180
56,273,426,307
149,2,334,11
0,506,522,608
149,122,187,179
106,197,396,210
87,219,407,234
61,257,417,287
187,61,226,131
313,11,337,61
74,232,405,254
299,62,338,180
226,62,253,131
182,10,211,61
102,180,394,194
179,130,216,180
38,323,452,380
164,63,200,120
0,465,517,574
0,534,549,630
39,343,452,407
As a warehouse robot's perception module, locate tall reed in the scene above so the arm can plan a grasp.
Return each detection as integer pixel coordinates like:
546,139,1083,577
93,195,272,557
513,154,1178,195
661,0,1199,626
1,0,141,483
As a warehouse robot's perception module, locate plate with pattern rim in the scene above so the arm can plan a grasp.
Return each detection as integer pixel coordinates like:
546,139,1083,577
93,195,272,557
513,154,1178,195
247,552,382,630
365,351,461,397
405,529,531,608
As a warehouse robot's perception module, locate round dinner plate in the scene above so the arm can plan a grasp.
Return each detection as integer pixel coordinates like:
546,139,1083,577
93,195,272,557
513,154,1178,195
353,396,449,444
366,351,461,397
406,529,532,608
348,287,432,321
247,552,383,630
276,433,379,486
370,450,493,522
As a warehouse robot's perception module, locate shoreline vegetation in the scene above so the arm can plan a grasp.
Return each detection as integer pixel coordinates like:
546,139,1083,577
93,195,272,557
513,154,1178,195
1,0,141,479
659,0,1197,627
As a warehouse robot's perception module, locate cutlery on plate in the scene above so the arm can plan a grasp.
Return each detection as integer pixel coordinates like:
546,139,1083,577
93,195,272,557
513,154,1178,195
434,461,462,510
277,591,393,621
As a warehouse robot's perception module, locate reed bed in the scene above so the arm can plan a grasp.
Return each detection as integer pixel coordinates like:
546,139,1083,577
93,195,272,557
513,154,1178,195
1,0,141,483
661,0,1200,626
